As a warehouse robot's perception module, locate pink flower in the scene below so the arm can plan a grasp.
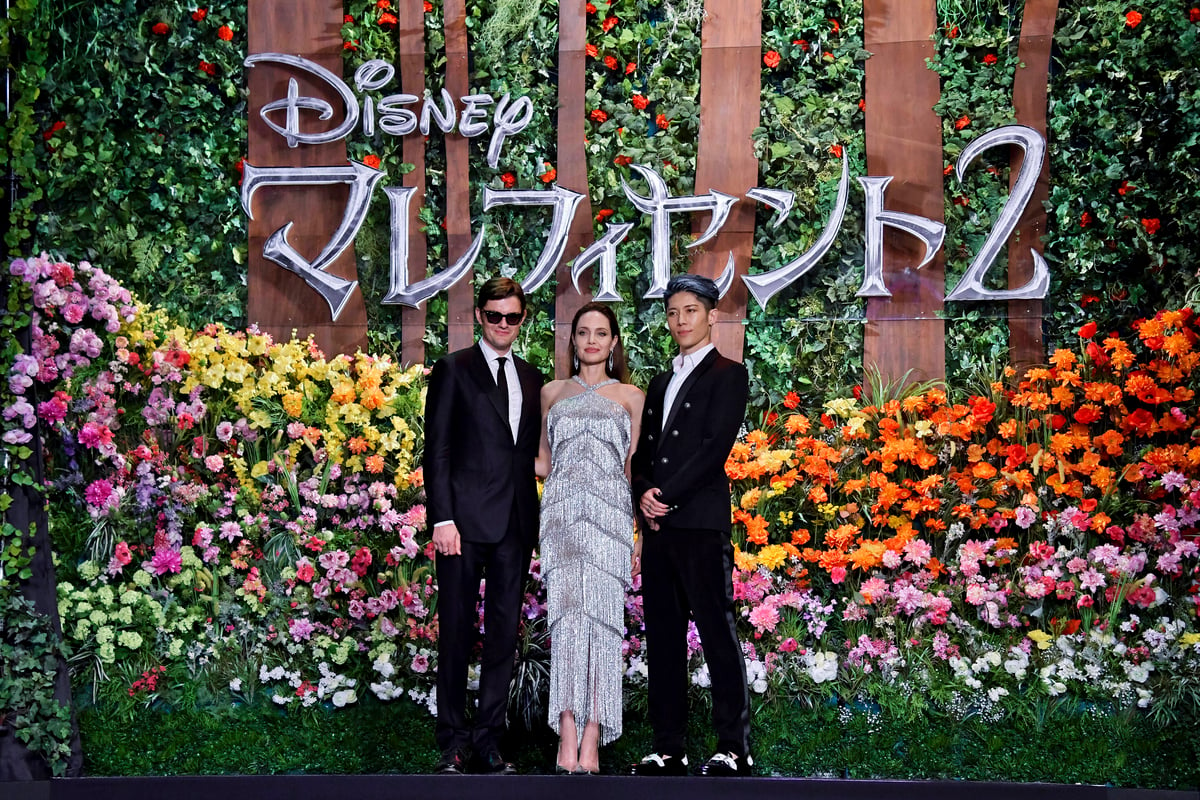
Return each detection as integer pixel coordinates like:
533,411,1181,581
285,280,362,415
779,637,798,653
411,653,430,673
830,566,847,584
78,421,114,449
747,603,780,633
84,479,114,508
148,548,183,575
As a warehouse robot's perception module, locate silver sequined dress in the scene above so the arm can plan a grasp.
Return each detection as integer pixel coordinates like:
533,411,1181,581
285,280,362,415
540,377,634,745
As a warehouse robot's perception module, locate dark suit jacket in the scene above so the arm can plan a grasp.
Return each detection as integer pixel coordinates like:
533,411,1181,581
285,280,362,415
631,349,748,534
423,344,544,548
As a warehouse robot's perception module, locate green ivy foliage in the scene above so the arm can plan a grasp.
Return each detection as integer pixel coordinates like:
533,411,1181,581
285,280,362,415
1044,1,1200,348
24,1,249,329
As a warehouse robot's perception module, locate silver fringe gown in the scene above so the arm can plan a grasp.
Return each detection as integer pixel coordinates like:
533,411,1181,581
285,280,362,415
540,377,634,745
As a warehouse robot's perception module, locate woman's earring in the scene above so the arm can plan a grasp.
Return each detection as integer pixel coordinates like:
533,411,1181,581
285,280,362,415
607,351,614,372
572,353,579,372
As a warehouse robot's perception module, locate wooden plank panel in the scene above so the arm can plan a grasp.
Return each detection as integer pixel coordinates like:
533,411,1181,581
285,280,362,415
444,0,476,354
398,0,428,367
691,0,761,362
554,0,595,378
862,0,946,384
247,0,368,356
1009,0,1058,371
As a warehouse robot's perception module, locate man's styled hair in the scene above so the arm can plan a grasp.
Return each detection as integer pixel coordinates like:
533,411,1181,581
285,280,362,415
476,276,528,313
663,274,719,311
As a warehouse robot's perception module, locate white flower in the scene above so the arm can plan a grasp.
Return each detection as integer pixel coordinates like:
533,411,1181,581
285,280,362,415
332,689,357,707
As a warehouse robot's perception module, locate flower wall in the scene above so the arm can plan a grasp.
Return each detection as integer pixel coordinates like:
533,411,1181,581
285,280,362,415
5,256,1200,766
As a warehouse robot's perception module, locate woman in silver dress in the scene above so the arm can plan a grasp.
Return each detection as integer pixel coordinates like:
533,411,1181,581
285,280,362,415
535,302,644,774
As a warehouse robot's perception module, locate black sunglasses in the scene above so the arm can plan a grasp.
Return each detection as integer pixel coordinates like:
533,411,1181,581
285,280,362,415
482,310,524,325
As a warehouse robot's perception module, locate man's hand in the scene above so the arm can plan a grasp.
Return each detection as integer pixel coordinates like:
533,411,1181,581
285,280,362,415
640,488,669,522
432,523,462,556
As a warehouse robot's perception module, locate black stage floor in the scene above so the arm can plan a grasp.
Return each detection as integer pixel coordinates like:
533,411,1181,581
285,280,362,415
5,776,1199,800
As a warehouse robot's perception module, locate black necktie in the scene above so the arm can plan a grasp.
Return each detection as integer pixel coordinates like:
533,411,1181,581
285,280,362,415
495,357,511,434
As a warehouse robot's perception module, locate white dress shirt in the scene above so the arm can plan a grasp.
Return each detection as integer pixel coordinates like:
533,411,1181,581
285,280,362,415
662,343,714,430
478,339,522,443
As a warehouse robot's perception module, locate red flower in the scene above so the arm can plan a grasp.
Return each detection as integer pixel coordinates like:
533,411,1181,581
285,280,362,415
1141,217,1161,234
344,40,359,51
42,120,67,141
626,61,636,74
982,53,998,65
1125,10,1143,27
540,163,556,183
763,50,781,68
344,14,354,23
601,16,619,32
1079,321,1098,338
829,18,840,33
953,195,970,207
589,108,608,123
192,8,208,22
943,164,955,176
954,114,971,130
613,154,633,167
945,24,959,38
152,21,170,35
858,98,865,111
1080,211,1093,227
199,60,217,75
217,24,233,41
378,11,398,27
655,113,669,129
604,55,618,69
1118,180,1133,195
596,209,614,221
794,39,809,50
1080,293,1100,307
363,154,381,169
585,43,599,58
783,391,800,410
1191,8,1200,23
424,1,433,11
377,0,390,6
1050,413,1067,430
586,2,597,13
829,144,843,158
500,172,516,188
631,93,649,110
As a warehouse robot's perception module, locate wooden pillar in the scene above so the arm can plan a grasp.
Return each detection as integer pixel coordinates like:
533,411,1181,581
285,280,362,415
862,0,946,383
1009,0,1058,371
691,0,762,362
444,0,476,353
246,0,368,356
398,0,428,367
554,1,596,378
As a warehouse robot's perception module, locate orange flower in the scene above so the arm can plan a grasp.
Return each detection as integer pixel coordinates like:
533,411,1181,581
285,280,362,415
347,437,370,454
282,392,304,418
744,514,770,545
655,113,670,130
217,24,234,41
601,15,619,32
363,154,381,169
589,108,608,123
541,163,557,183
1125,10,1143,27
763,50,781,68
954,115,971,130
631,93,649,110
365,455,385,473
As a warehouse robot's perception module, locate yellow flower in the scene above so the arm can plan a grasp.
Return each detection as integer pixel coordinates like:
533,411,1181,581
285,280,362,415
282,392,304,418
757,544,789,571
1027,629,1053,650
250,461,270,479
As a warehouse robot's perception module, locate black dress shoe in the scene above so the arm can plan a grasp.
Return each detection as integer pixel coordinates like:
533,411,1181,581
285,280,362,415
630,753,688,776
434,748,469,775
475,749,517,775
698,751,753,777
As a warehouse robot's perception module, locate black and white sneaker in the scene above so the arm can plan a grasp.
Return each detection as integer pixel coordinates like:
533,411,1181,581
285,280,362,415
630,752,689,776
699,751,752,777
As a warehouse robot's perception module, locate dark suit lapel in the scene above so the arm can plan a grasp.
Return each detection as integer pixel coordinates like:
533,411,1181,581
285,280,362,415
514,357,541,441
660,350,719,436
468,345,509,426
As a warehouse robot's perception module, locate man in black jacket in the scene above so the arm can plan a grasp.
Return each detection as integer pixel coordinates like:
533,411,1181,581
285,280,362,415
423,277,544,775
630,274,752,777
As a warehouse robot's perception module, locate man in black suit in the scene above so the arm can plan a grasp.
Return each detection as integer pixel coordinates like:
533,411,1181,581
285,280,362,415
630,274,752,777
423,277,544,775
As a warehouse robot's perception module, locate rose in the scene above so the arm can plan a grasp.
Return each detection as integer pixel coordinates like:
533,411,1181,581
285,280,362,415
217,25,233,41
1125,10,1143,27
763,50,781,68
